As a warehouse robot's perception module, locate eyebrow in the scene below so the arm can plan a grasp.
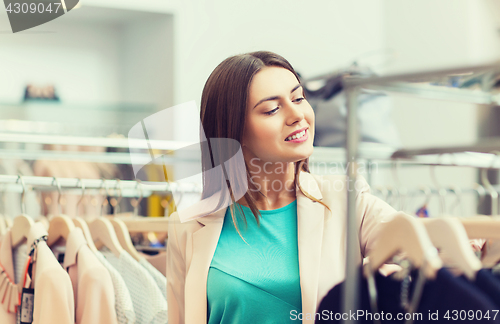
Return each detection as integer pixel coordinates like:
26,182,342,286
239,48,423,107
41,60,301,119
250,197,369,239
253,84,302,109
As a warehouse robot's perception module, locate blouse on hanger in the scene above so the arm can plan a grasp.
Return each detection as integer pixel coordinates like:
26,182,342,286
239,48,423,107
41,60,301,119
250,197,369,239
62,228,117,324
139,258,167,299
94,251,136,324
101,247,168,324
26,223,74,324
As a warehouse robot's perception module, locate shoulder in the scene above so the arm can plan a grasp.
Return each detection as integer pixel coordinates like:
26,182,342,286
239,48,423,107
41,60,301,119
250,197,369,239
168,211,203,244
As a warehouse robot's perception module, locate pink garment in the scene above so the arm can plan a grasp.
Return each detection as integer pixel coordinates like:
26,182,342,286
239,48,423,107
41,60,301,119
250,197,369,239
0,231,19,324
63,228,117,324
28,223,75,324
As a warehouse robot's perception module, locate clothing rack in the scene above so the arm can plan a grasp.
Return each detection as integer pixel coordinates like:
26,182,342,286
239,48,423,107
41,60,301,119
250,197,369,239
342,61,500,324
0,174,201,197
5,132,500,171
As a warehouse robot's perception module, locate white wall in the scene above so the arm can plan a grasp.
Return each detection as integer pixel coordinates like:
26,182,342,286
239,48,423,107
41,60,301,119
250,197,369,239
0,19,122,104
368,0,500,217
172,0,386,142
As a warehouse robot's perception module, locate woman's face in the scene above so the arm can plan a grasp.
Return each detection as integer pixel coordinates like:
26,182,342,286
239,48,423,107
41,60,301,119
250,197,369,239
242,66,315,164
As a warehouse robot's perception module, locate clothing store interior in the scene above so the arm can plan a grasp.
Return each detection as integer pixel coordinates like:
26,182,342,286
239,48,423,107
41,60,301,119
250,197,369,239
1,0,500,323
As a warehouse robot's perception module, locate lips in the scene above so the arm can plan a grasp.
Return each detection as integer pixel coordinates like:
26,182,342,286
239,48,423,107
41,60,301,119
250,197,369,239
285,127,308,141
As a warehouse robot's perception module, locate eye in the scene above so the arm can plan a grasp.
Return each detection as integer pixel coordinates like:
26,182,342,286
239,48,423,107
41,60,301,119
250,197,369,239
264,107,279,115
293,97,305,103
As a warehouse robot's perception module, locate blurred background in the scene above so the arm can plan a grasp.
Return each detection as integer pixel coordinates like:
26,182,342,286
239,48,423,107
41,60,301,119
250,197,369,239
1,0,500,221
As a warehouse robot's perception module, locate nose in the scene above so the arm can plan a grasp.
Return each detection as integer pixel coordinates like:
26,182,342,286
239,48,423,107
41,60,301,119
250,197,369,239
285,101,305,126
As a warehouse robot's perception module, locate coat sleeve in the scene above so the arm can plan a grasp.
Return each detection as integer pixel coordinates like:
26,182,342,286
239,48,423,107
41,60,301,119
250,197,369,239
166,211,186,324
354,175,399,259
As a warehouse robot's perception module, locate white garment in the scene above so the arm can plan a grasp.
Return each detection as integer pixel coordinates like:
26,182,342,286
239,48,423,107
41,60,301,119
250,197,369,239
95,251,136,324
139,258,166,299
100,248,168,324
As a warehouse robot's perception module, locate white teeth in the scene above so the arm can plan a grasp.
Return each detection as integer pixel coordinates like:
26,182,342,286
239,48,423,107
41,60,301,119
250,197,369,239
286,130,306,141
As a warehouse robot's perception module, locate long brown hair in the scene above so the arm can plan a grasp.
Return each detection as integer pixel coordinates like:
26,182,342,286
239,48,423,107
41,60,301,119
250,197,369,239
200,51,327,235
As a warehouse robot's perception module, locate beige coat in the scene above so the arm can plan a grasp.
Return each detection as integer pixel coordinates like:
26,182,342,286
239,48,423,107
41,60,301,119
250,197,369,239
166,171,399,324
64,228,117,324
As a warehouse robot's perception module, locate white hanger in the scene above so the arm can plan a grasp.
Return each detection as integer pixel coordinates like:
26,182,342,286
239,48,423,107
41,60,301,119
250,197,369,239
458,215,500,268
11,175,35,248
419,217,481,280
0,215,7,236
119,181,169,233
107,179,142,261
46,177,75,247
87,179,124,257
365,212,442,279
72,178,98,253
481,151,500,215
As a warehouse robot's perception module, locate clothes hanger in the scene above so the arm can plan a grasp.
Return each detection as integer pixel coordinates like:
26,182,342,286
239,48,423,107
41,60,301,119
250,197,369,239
448,186,464,217
364,212,442,321
0,184,13,230
87,179,124,257
46,177,75,247
118,180,169,233
419,217,481,280
430,156,447,215
365,212,443,279
107,179,142,261
72,178,98,253
480,151,500,215
4,218,13,230
0,214,6,236
415,186,432,218
11,175,35,248
458,215,500,268
391,161,408,212
472,182,487,209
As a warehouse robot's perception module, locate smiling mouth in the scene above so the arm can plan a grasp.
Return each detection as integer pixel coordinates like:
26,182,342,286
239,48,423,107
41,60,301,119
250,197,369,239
285,128,307,141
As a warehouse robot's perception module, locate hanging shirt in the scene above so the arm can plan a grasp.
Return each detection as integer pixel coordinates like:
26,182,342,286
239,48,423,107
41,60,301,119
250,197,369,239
207,200,302,324
62,228,117,324
317,266,500,323
95,251,136,324
139,258,167,299
28,223,74,324
468,269,500,308
101,247,168,324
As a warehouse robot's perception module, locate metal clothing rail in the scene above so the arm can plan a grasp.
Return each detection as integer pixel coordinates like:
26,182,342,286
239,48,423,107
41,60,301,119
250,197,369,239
6,139,500,170
0,175,201,197
342,61,500,324
0,132,195,150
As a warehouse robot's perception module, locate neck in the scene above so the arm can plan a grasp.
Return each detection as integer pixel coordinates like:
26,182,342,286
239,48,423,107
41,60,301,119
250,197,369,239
238,158,298,210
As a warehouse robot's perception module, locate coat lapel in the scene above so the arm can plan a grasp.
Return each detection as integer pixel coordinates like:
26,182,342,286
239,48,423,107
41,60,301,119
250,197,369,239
184,171,326,324
185,208,226,324
296,171,326,322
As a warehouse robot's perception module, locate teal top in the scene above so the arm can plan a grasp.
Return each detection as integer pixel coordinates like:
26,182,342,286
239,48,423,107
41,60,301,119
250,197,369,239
207,200,302,324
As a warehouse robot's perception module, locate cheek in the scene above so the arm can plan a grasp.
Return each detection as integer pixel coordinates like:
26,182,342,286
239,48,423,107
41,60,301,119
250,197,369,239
245,118,281,148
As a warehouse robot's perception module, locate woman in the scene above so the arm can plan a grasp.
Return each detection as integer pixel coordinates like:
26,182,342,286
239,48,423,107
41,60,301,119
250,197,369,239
166,51,399,324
